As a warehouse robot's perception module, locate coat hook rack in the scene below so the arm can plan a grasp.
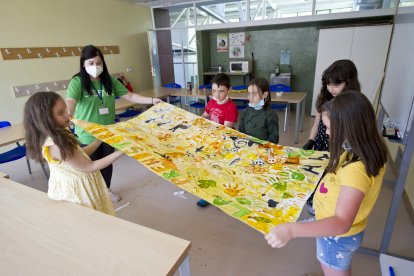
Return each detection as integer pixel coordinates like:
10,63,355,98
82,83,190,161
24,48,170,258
12,73,123,98
0,46,119,60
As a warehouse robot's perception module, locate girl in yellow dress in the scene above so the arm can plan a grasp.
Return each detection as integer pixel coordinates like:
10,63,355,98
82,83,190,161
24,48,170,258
24,91,123,215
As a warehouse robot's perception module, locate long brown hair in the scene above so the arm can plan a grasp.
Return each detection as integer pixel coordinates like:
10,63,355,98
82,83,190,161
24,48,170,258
24,92,78,163
248,77,271,108
322,90,387,177
316,59,361,113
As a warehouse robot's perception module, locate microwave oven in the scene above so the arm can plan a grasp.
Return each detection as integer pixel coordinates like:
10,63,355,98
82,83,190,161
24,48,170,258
229,61,251,73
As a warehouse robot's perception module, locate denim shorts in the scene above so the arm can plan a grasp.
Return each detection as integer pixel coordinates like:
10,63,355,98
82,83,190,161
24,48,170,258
316,231,364,271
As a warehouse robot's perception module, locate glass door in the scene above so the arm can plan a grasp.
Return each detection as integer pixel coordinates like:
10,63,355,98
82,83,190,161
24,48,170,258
147,30,161,88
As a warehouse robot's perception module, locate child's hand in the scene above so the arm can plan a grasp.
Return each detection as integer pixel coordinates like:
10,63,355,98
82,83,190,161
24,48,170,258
152,98,163,105
265,223,293,248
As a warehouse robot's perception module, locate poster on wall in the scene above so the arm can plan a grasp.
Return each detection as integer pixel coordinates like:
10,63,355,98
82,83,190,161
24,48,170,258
217,34,228,52
230,45,245,58
229,32,245,58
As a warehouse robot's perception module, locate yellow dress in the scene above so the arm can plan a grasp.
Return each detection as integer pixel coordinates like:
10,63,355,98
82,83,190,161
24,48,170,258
42,137,115,215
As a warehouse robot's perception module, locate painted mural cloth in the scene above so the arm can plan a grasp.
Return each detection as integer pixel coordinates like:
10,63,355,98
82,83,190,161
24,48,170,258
73,102,329,234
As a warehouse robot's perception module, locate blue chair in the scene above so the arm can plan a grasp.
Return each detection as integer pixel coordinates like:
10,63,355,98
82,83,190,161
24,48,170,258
0,121,48,178
270,84,291,131
189,98,206,115
199,83,212,90
231,85,249,110
164,83,182,108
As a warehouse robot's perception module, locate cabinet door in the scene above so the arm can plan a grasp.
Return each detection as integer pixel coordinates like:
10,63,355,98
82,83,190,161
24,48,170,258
311,25,392,116
311,28,353,115
351,25,392,102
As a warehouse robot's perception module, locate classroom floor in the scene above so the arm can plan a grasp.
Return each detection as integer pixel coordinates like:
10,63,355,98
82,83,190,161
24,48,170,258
2,107,414,276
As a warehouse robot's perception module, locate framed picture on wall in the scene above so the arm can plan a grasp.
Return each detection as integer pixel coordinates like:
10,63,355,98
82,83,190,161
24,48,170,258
217,34,228,52
229,32,245,58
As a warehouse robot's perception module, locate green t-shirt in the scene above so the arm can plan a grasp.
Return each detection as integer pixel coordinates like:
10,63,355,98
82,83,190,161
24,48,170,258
67,76,129,144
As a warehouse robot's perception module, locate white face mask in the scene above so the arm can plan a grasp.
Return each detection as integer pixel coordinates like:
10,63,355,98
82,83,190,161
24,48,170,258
213,96,228,105
249,98,265,110
85,65,103,78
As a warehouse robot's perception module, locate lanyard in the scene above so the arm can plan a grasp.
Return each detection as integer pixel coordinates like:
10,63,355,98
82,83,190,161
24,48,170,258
91,81,103,103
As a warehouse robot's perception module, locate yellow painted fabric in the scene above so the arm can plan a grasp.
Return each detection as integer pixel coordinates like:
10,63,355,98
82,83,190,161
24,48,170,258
73,102,328,233
42,137,115,216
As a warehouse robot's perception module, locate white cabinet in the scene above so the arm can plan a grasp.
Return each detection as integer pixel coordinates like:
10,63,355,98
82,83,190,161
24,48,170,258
311,25,392,115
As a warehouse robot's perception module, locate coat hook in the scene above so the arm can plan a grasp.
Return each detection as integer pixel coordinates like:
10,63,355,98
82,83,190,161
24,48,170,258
71,51,76,56
17,53,23,59
62,47,67,52
54,82,58,86
14,87,20,92
26,48,32,53
78,47,81,52
55,52,60,57
35,84,40,89
46,48,51,53
37,53,43,58
5,49,11,54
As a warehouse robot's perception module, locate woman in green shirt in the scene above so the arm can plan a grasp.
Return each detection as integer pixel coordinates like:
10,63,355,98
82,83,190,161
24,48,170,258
66,45,161,202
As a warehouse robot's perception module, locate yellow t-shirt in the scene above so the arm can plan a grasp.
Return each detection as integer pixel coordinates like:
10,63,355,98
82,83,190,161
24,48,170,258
314,152,385,237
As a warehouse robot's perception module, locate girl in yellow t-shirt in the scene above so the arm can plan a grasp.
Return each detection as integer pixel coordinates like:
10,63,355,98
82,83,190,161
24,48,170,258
24,91,124,215
265,91,387,275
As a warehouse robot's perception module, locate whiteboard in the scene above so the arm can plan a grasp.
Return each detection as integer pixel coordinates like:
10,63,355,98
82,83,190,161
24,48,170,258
381,8,414,137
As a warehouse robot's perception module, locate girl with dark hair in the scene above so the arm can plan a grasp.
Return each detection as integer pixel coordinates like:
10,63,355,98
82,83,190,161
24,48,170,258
303,59,361,151
24,92,124,215
66,45,162,202
239,77,279,144
266,91,387,276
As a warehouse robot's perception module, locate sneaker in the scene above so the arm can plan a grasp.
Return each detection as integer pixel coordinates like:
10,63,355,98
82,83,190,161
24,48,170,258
197,199,210,207
108,189,121,203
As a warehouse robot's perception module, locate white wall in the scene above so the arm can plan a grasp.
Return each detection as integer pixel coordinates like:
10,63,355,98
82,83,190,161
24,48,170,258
0,0,153,124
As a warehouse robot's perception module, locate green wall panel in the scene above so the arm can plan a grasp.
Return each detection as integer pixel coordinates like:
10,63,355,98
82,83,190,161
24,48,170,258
199,26,319,112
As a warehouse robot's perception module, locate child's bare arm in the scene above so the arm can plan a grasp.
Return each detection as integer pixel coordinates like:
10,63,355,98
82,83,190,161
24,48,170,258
82,139,102,156
265,186,364,248
50,144,123,172
224,121,235,128
308,112,321,140
201,111,209,119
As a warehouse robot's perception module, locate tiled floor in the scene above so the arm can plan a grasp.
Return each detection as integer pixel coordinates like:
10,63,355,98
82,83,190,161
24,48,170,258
1,108,414,276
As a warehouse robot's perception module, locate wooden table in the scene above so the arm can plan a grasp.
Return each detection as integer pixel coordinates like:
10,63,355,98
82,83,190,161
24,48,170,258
170,90,306,144
0,177,192,275
0,123,25,147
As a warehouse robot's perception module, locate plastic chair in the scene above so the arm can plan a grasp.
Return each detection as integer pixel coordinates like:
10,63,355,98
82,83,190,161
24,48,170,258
0,121,48,178
232,85,249,110
189,100,206,115
164,83,182,108
270,84,291,131
116,107,141,122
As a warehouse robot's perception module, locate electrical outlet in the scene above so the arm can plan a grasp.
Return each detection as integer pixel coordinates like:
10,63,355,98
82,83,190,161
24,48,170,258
126,67,134,72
